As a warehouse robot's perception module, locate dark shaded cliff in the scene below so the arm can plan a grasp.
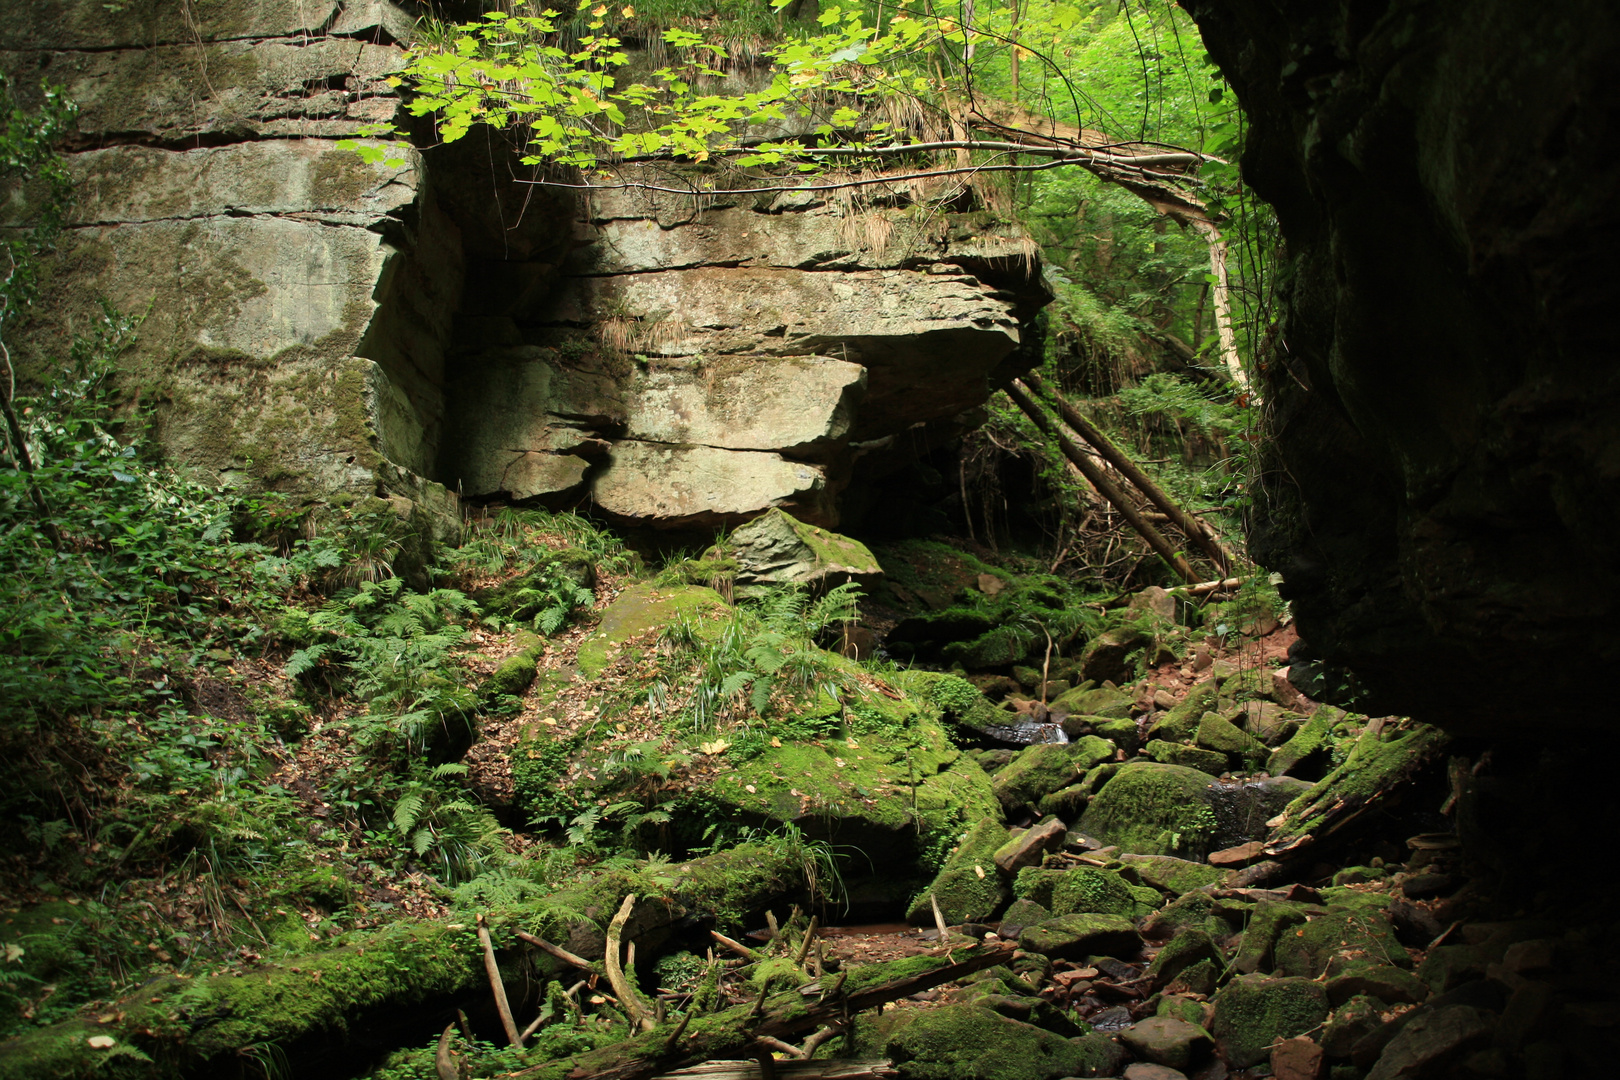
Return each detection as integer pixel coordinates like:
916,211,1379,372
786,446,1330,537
1184,0,1620,733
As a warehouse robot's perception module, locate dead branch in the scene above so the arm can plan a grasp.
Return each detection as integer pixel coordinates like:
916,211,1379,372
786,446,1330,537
1005,380,1197,583
607,895,658,1033
515,929,603,974
1026,371,1234,575
478,914,523,1048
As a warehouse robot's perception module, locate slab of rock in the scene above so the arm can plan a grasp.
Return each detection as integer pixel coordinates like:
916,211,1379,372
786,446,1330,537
1078,626,1150,685
1018,913,1142,961
1147,739,1231,775
1120,854,1228,895
591,441,831,527
1209,841,1266,868
993,817,1068,876
625,355,865,457
1271,1036,1325,1080
1121,1016,1212,1071
1364,1005,1492,1080
723,508,882,591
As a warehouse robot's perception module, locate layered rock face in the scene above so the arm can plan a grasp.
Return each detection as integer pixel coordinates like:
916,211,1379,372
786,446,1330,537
6,0,1047,532
1184,0,1620,732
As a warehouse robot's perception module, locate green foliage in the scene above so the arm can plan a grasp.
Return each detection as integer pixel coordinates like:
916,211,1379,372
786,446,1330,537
282,578,480,775
660,583,861,733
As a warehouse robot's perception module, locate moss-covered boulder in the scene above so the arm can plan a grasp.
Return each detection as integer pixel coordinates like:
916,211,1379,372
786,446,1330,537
1035,783,1090,820
883,1004,1105,1080
722,508,883,591
1018,913,1142,961
1051,685,1134,719
992,737,1114,813
1145,738,1230,775
1078,762,1223,859
1077,625,1149,685
1211,975,1331,1068
1266,705,1348,777
1196,712,1267,768
1119,1015,1214,1072
1049,868,1161,919
903,671,1008,739
1091,717,1141,753
1326,963,1429,1007
1272,890,1408,979
996,897,1052,937
577,583,729,678
1142,890,1255,942
1231,899,1320,975
1152,681,1219,742
1146,928,1224,990
713,710,999,870
1118,854,1228,895
907,818,1012,926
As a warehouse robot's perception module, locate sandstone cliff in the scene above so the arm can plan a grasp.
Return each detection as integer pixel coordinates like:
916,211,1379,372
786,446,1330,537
4,0,1048,533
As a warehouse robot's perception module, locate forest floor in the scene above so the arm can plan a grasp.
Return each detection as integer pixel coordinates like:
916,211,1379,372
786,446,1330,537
0,512,1608,1080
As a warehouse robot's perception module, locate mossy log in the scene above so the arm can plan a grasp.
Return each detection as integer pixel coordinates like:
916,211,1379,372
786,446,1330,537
0,843,806,1080
508,946,1015,1080
1263,720,1451,862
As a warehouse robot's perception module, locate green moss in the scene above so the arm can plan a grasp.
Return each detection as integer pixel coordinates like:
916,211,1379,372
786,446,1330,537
1051,685,1133,718
1091,718,1141,753
1231,900,1316,975
1196,713,1267,768
1146,928,1222,989
1274,722,1451,836
1078,762,1222,859
1265,705,1347,777
906,818,1011,925
1017,913,1141,962
992,737,1113,813
1145,739,1230,775
1143,891,1253,941
884,1003,1096,1080
1049,868,1159,919
1210,974,1330,1068
1117,854,1227,896
482,631,546,698
1271,891,1406,979
577,584,729,678
1153,681,1219,742
1035,782,1090,820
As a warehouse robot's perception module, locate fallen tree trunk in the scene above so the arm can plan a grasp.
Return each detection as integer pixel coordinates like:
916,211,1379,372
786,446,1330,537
1025,371,1234,577
510,946,1015,1080
0,843,807,1080
1005,380,1198,584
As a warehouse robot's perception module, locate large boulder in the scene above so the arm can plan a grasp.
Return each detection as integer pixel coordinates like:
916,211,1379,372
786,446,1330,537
1078,762,1223,859
722,509,883,592
1211,975,1331,1069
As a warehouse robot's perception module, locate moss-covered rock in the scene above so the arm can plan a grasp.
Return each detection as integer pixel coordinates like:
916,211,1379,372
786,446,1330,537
996,898,1052,937
1152,681,1219,742
1231,899,1319,975
713,710,999,870
1092,718,1141,753
1326,962,1429,1007
722,509,883,592
1145,738,1230,775
1196,712,1267,768
1118,854,1228,896
883,1003,1099,1080
992,737,1113,813
1049,868,1161,919
1142,890,1254,942
1051,685,1134,719
1018,914,1142,962
1119,1015,1214,1072
1211,974,1331,1068
1272,890,1408,979
907,818,1011,925
1077,626,1149,685
1035,783,1090,820
480,630,546,698
1266,705,1348,777
577,583,729,678
1146,928,1223,990
1078,762,1223,859
904,671,1012,739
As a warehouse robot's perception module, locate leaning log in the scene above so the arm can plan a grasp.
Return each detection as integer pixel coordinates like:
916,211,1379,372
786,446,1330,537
1005,380,1198,583
1025,371,1234,576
